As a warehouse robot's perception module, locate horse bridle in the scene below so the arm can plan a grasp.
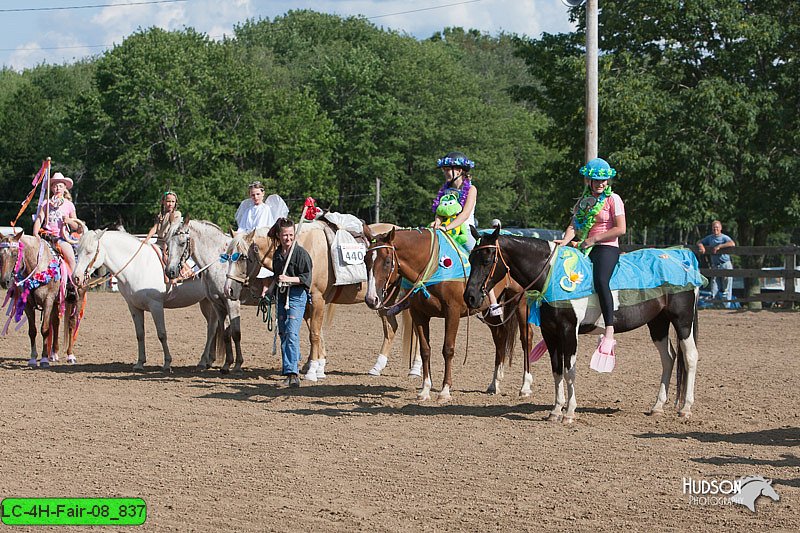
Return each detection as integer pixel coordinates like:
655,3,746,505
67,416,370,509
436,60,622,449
366,242,403,307
472,238,560,310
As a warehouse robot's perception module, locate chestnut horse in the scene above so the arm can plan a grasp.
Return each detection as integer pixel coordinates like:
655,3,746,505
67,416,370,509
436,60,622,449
0,232,81,366
364,227,534,403
223,221,415,377
463,226,700,422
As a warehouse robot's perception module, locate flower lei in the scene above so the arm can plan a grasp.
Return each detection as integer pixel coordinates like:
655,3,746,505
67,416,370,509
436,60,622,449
431,178,471,213
572,185,612,244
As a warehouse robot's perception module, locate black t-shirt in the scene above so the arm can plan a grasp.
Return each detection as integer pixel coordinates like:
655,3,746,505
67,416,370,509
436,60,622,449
272,244,313,290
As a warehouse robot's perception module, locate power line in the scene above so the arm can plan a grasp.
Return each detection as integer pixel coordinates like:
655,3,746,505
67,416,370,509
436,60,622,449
366,0,488,20
0,0,186,13
1,0,493,53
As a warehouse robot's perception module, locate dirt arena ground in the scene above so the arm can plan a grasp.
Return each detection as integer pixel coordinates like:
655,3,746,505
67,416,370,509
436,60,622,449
1,292,798,532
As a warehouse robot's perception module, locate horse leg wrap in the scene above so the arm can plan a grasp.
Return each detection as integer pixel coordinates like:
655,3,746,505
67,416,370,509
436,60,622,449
369,354,388,376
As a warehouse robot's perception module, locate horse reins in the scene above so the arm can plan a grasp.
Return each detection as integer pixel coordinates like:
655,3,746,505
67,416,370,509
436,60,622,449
472,239,560,317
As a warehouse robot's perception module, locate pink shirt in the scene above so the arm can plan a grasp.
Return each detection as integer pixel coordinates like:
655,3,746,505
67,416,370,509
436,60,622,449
587,193,624,247
43,199,76,238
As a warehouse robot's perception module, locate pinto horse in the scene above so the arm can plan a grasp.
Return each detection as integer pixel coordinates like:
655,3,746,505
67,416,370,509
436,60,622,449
223,221,416,377
364,227,534,402
0,232,81,366
463,226,700,422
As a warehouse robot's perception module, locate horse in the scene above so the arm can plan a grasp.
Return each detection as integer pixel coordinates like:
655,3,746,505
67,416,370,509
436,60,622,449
463,226,700,422
363,226,533,403
0,232,81,367
163,218,244,372
72,228,223,372
222,221,416,378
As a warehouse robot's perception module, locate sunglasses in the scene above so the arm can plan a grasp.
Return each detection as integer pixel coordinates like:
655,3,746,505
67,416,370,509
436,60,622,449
219,252,244,263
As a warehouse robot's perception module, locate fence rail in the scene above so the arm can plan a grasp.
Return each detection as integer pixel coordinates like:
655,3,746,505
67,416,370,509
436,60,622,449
621,244,800,307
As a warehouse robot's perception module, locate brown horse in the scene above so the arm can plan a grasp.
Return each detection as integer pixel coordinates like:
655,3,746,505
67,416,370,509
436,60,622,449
223,221,415,378
0,232,82,367
363,227,534,403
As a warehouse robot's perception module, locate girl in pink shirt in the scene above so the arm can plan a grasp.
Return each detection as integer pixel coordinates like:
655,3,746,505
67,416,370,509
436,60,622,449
555,158,627,357
32,172,79,275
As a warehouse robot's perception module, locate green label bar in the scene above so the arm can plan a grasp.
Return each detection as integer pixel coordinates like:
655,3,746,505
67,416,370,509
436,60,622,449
1,498,146,526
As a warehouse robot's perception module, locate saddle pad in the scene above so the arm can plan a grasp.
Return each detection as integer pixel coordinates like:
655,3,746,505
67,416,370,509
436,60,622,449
527,247,706,326
401,229,470,293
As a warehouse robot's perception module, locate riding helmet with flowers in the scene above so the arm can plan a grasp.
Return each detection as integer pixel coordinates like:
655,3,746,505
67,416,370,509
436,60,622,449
579,158,617,180
436,151,475,170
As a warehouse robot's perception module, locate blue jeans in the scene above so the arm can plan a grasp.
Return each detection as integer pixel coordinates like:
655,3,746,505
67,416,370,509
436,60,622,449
277,286,308,375
710,260,733,308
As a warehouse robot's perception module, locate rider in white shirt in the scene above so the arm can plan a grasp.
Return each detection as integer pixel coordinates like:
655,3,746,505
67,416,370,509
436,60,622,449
234,181,289,294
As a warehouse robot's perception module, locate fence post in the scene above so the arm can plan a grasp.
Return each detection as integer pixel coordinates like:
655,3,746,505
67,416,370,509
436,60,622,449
785,246,797,306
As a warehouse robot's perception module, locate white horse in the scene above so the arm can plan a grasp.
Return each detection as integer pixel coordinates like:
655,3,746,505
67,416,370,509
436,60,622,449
73,229,221,372
163,218,244,372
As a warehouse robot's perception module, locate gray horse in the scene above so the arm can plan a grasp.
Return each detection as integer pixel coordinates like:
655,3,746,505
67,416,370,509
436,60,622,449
164,218,244,373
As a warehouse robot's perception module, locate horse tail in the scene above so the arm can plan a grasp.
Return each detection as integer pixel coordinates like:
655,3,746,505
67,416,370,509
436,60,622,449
501,307,519,366
400,308,415,365
324,303,337,328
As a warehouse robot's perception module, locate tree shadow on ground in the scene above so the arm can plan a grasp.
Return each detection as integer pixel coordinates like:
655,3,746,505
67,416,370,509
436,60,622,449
635,427,799,447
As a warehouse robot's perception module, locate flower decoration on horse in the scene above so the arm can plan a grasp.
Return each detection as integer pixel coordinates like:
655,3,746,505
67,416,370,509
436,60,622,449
435,193,468,248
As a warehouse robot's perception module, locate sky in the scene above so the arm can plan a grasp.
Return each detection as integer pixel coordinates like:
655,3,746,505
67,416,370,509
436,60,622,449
0,0,578,71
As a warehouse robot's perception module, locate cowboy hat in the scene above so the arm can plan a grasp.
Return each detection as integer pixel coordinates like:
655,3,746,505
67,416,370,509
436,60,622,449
51,172,73,189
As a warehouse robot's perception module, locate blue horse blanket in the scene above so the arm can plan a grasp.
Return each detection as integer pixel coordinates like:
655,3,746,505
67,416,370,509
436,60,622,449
401,229,470,297
528,246,706,325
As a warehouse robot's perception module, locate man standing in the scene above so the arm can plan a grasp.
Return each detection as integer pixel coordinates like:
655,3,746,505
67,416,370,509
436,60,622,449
697,220,736,308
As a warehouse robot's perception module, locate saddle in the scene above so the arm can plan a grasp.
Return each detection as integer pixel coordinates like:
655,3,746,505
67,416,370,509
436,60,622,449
37,233,77,301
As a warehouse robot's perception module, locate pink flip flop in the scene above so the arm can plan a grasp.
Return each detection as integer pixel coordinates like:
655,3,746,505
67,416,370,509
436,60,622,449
589,335,616,373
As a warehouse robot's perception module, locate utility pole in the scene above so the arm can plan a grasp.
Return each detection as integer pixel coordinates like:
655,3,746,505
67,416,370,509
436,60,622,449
375,176,381,223
563,0,599,162
585,0,598,161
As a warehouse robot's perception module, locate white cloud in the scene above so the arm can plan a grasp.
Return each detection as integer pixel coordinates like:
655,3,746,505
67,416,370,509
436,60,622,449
1,0,576,70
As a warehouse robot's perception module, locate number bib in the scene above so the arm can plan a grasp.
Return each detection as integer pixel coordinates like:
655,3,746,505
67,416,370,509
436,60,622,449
339,243,366,265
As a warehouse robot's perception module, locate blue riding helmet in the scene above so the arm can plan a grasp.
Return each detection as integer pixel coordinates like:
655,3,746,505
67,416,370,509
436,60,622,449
437,151,475,170
579,157,617,180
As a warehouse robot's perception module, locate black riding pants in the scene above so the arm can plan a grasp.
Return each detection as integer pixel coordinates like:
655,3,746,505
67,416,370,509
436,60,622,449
588,245,620,327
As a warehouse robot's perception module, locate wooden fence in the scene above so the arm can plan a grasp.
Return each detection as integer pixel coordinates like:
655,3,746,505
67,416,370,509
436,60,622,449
621,244,800,307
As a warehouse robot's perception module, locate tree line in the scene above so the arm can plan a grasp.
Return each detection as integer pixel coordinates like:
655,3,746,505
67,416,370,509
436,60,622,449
0,3,797,251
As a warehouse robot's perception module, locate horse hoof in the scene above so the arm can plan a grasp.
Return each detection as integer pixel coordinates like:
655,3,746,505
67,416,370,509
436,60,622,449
486,385,497,395
437,393,452,404
300,361,311,374
407,369,422,378
133,365,145,372
67,355,77,364
648,408,664,417
562,416,576,425
678,410,692,419
162,366,172,374
518,391,532,399
38,360,50,369
219,367,230,375
27,358,38,368
233,366,244,374
546,413,562,422
417,392,431,402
